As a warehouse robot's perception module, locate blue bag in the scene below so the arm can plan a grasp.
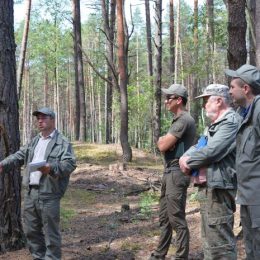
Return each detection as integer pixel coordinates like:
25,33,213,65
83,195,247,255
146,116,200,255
191,135,207,177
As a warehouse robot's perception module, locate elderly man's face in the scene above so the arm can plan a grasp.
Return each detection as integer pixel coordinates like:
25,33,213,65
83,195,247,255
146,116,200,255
203,96,220,122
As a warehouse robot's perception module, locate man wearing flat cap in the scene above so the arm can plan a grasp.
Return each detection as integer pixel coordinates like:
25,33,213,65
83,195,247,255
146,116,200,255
0,107,76,260
150,84,196,260
179,84,239,259
225,64,260,259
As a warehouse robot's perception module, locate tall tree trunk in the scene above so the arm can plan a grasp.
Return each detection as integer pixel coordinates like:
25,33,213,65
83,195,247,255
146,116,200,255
101,0,116,144
247,0,256,66
117,0,132,162
174,0,180,83
227,0,247,69
144,0,154,148
153,0,162,147
72,0,86,141
0,0,25,251
255,0,260,67
206,0,215,82
145,0,153,79
17,0,32,100
169,0,175,80
192,0,199,125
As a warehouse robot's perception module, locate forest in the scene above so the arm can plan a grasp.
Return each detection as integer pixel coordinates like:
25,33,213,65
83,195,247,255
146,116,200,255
0,0,258,257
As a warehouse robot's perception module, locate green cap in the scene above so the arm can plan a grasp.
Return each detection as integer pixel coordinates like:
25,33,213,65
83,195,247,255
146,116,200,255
195,84,230,99
32,107,55,118
161,84,188,99
225,64,260,89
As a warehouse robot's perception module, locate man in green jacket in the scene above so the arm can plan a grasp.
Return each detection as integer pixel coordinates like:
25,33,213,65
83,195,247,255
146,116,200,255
225,64,260,260
150,84,196,260
179,84,240,259
0,107,76,260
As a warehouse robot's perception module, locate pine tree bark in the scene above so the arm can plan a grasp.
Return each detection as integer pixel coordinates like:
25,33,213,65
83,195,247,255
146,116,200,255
254,0,260,67
145,0,153,79
247,0,256,66
153,0,162,147
174,0,180,83
227,0,247,69
17,0,32,100
169,0,175,80
206,0,214,82
117,0,132,162
192,0,199,125
101,0,116,144
0,0,25,251
72,0,87,141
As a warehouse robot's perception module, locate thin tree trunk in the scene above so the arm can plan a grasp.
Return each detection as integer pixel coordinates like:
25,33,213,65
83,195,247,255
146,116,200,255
145,0,153,79
192,0,199,125
174,0,180,83
0,0,25,250
247,0,256,66
254,0,260,67
206,0,215,82
17,0,32,100
169,0,175,80
101,0,116,144
153,0,162,147
117,0,132,162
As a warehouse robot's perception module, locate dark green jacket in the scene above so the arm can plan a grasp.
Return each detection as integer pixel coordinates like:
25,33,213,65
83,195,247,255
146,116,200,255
1,130,76,199
236,95,260,205
184,109,240,189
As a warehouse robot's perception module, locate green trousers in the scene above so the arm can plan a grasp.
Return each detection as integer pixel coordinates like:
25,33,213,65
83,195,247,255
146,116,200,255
152,170,190,260
198,187,237,260
23,188,61,260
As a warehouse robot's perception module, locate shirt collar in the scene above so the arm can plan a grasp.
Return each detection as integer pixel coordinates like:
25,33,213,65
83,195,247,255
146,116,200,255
40,129,56,140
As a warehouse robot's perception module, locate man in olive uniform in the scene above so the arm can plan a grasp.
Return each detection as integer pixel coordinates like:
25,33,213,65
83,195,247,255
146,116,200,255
150,84,196,260
225,65,260,259
179,84,239,259
0,107,76,260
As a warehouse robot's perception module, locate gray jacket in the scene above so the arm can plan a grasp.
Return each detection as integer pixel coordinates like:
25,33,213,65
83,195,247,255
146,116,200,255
184,109,240,190
236,95,260,205
1,130,76,199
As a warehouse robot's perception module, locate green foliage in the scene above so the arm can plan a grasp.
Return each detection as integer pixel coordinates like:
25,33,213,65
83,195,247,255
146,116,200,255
138,191,159,218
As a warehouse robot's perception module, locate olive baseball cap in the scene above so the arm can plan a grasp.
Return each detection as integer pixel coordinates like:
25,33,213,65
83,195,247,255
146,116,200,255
195,84,230,99
225,64,260,89
161,84,188,99
32,107,55,118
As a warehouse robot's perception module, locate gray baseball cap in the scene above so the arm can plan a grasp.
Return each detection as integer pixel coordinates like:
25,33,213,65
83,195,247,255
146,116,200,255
32,107,55,118
161,84,188,99
195,84,230,99
225,64,260,89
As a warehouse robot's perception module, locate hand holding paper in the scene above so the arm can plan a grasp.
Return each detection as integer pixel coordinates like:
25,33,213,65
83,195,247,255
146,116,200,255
29,160,46,172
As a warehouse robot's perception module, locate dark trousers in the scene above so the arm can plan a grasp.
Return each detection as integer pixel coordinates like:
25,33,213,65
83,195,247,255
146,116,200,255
198,188,237,260
23,188,61,260
240,205,260,260
153,170,190,259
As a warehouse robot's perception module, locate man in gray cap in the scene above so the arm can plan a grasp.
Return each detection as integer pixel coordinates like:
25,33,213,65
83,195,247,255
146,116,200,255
0,107,76,260
150,84,196,260
179,84,239,259
225,64,260,259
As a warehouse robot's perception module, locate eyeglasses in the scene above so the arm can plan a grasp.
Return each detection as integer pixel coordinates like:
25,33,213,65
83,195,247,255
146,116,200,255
165,95,179,102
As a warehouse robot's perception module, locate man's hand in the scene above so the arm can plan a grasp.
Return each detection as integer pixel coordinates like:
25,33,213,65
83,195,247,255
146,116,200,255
38,163,51,175
0,163,3,174
179,156,191,175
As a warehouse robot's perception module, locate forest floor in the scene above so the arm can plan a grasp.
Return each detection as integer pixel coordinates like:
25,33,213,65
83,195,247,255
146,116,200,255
0,143,246,260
